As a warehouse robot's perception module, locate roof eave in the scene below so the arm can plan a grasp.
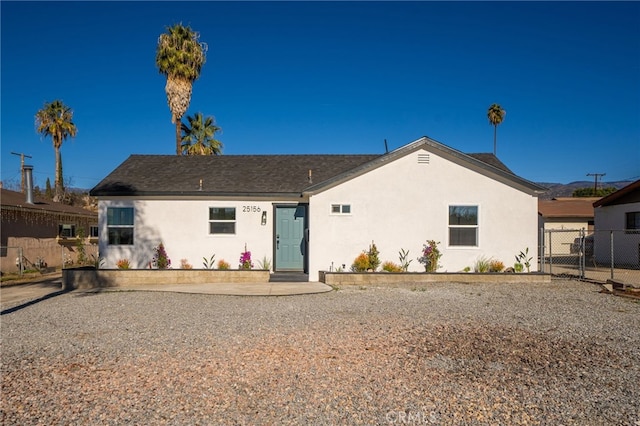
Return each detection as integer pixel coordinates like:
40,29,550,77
92,190,306,199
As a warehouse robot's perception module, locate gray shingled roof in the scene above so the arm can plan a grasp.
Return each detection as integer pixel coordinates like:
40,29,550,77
90,155,381,196
91,137,543,197
467,153,513,174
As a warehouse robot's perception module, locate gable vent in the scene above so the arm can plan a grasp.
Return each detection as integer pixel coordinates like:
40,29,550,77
418,153,430,164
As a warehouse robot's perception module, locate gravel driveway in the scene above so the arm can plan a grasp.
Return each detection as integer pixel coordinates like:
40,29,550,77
2,279,639,425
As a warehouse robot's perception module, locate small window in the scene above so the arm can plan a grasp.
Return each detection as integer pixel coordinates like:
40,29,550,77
331,204,351,214
449,205,478,246
626,212,640,233
209,207,236,234
58,224,76,238
90,226,99,238
107,207,134,245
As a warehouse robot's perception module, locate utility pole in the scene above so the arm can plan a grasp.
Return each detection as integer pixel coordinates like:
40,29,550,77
587,173,606,195
10,152,33,193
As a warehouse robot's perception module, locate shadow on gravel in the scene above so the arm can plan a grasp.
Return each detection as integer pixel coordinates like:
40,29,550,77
1,288,72,316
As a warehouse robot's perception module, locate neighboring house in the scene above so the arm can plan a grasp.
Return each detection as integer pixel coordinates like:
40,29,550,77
538,197,598,256
1,187,98,272
592,179,640,267
90,137,546,281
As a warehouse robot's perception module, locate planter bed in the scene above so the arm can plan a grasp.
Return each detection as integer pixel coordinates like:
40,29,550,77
63,267,271,290
319,271,551,287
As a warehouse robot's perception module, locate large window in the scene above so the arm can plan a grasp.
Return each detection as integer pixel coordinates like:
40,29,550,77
626,212,640,233
209,207,236,234
107,207,134,245
449,205,478,246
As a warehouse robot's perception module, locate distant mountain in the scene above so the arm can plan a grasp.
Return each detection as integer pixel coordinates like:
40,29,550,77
536,181,634,200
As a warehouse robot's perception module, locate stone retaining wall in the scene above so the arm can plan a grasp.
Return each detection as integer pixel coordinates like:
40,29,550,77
63,268,271,290
319,271,551,287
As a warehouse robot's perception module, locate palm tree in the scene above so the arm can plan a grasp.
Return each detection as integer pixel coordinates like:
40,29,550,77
181,112,223,155
487,103,506,156
35,100,77,202
156,24,207,155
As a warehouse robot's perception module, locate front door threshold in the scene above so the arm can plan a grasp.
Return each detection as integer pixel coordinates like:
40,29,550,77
269,272,309,282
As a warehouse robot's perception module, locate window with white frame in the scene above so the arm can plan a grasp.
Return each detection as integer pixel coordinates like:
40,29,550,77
331,204,351,214
107,207,134,245
209,207,236,234
90,226,99,238
449,205,478,246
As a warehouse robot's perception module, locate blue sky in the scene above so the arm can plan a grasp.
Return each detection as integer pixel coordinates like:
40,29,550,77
2,1,639,191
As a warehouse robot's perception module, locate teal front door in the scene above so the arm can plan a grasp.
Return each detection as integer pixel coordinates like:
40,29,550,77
275,206,305,271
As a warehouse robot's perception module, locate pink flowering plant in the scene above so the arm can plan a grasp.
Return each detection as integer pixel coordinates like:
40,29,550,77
239,244,253,270
153,242,171,269
418,240,442,272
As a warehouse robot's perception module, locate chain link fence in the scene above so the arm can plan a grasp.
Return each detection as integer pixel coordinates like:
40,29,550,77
541,228,640,286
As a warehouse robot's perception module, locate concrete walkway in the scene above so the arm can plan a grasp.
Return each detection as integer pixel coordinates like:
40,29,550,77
1,275,333,312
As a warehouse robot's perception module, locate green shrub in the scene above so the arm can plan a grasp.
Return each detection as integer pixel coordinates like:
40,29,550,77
367,241,380,271
202,254,216,269
398,248,412,272
474,256,491,273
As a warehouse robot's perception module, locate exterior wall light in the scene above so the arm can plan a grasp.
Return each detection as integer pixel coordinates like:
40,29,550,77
261,211,267,225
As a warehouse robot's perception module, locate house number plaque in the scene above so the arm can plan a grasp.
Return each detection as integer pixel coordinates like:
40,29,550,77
242,205,261,213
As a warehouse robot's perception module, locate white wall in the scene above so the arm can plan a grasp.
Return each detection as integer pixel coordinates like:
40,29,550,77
539,219,590,256
593,202,640,265
98,148,540,280
98,198,287,270
308,148,539,280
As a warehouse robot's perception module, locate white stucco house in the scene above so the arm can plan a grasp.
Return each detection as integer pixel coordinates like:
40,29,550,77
592,179,640,267
90,137,546,281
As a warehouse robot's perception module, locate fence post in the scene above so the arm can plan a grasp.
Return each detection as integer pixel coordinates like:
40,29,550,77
610,230,614,281
579,228,585,279
18,247,23,277
539,228,545,273
549,230,554,275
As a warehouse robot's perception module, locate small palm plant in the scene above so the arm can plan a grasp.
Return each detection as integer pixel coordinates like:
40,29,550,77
181,112,223,155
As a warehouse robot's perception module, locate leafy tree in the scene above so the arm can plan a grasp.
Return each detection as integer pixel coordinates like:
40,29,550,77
45,178,53,199
181,112,223,155
35,100,77,202
156,24,207,155
487,103,506,156
572,187,617,197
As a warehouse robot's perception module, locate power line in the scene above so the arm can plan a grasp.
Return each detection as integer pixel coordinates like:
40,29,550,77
586,172,606,194
10,152,32,193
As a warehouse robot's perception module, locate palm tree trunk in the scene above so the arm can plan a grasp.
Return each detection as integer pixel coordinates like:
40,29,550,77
493,125,497,156
54,146,63,202
176,121,182,155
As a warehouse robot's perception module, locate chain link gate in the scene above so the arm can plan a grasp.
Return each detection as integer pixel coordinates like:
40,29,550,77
542,228,640,285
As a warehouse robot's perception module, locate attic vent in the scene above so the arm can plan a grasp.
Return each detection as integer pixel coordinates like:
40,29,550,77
418,153,430,164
